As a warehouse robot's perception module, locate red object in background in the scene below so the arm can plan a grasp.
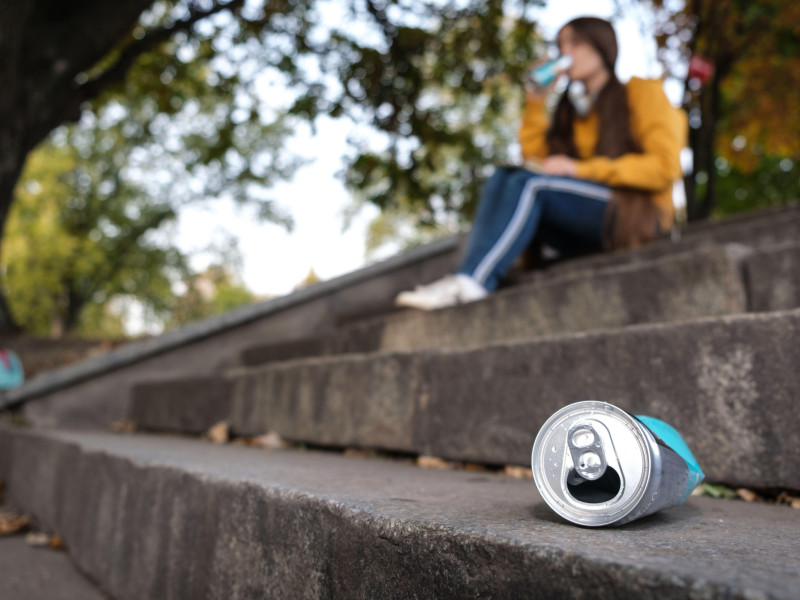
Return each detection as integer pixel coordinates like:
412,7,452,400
688,55,715,85
0,349,10,369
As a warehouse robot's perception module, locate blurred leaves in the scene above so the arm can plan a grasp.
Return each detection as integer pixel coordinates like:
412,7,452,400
648,0,800,218
297,0,545,252
4,0,312,336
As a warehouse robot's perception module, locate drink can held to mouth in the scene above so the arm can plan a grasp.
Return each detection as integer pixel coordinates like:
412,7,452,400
529,55,573,88
531,401,704,527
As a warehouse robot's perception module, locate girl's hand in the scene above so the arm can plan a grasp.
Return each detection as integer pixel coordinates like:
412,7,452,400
543,155,577,176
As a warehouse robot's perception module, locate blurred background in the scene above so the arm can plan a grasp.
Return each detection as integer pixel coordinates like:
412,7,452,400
1,0,797,346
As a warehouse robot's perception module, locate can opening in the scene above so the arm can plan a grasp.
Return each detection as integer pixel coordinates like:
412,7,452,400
567,466,621,503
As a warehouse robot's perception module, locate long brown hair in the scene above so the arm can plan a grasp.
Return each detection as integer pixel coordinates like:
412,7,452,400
548,17,661,250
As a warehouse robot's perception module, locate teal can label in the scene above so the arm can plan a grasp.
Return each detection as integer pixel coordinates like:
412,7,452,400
532,401,705,527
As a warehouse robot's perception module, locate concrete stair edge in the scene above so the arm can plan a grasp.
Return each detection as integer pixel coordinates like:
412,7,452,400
1,426,798,600
129,308,800,491
242,243,753,365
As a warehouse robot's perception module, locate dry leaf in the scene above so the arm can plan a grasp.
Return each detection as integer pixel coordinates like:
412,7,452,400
736,488,758,502
417,456,455,470
25,531,66,549
791,498,800,510
255,431,289,450
26,532,50,546
504,465,533,479
464,463,488,472
205,421,229,444
0,512,32,535
110,421,136,434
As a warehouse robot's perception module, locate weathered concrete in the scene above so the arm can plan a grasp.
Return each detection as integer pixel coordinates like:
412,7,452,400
130,376,234,434
0,533,109,600
521,203,800,284
1,427,798,600
232,353,423,453
377,244,749,353
230,309,800,490
746,242,800,312
240,244,750,365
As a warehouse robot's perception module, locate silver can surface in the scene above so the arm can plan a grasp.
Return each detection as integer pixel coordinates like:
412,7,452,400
531,400,704,527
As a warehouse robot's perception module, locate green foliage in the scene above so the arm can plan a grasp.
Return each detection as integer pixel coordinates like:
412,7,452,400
694,482,738,500
648,0,800,218
5,135,185,336
2,3,314,335
713,156,799,217
297,0,545,251
3,0,315,337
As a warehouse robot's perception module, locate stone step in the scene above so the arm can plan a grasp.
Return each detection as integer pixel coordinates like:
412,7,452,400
241,244,751,366
745,241,800,312
10,207,797,433
1,426,798,600
131,309,800,491
527,202,800,281
0,512,108,600
130,376,234,435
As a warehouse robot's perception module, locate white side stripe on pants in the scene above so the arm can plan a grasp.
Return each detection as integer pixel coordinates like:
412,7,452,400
472,177,612,285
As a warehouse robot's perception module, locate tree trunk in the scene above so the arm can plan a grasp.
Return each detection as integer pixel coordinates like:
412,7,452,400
688,78,717,221
0,0,167,334
0,129,27,334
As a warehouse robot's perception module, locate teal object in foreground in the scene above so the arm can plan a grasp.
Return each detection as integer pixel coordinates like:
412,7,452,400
532,401,706,526
636,415,705,503
0,349,24,390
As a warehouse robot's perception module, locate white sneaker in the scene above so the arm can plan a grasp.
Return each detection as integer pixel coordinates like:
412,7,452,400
395,274,488,311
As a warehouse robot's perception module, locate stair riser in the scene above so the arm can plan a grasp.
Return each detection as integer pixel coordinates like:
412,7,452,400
232,311,800,490
242,245,750,365
746,243,800,312
131,377,234,434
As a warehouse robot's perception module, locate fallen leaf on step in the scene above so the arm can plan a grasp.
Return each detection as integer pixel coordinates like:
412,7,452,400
25,532,50,546
0,512,32,535
417,456,455,470
736,488,758,502
344,448,384,460
110,421,136,434
25,531,67,549
205,421,229,444
777,491,800,509
464,463,489,472
255,431,289,450
504,465,533,479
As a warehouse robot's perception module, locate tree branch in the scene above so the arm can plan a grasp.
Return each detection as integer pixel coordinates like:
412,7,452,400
57,0,245,128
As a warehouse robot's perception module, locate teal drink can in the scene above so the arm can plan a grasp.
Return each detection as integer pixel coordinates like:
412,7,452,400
529,55,572,88
531,401,704,527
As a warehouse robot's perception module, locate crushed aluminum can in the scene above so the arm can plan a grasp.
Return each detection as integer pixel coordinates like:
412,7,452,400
531,400,704,527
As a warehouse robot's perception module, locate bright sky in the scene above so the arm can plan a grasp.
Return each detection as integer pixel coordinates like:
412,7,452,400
174,0,679,302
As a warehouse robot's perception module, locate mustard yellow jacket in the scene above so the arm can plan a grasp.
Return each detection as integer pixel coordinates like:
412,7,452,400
519,77,687,228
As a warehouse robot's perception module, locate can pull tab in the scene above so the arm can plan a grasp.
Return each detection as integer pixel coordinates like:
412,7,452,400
567,424,607,483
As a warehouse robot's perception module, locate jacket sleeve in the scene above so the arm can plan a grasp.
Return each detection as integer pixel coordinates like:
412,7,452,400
574,78,687,192
518,96,550,160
